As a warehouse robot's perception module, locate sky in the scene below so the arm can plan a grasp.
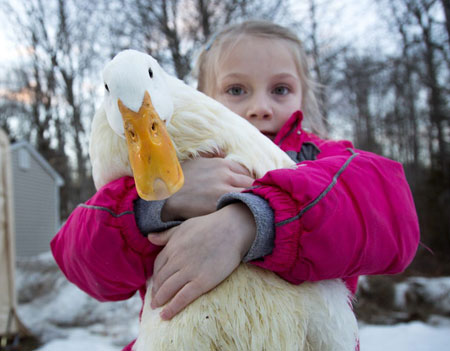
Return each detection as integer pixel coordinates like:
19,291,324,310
0,0,394,65
0,27,15,64
0,0,19,66
289,0,396,53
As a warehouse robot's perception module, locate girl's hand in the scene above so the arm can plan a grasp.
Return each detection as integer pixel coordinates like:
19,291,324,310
161,157,254,221
148,202,256,320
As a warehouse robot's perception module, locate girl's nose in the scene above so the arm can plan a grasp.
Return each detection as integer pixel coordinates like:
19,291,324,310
245,92,272,120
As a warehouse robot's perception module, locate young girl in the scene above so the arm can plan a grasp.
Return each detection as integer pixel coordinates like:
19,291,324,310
51,20,420,350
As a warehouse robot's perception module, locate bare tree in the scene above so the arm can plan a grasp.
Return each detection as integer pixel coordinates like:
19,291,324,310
288,0,350,135
393,0,449,174
372,0,450,272
441,0,450,46
307,0,328,126
108,0,289,80
339,54,384,154
0,0,56,155
0,0,101,217
52,0,102,204
380,1,423,170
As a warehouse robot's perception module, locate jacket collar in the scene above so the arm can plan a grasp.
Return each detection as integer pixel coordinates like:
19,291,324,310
272,110,322,162
273,111,304,151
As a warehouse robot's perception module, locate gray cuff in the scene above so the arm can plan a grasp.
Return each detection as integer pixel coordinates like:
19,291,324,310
217,193,275,262
134,198,182,236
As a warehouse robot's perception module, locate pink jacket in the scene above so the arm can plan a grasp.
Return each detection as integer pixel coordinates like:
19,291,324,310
51,111,419,350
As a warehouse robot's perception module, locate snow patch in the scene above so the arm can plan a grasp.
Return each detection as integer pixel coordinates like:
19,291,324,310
14,252,450,350
16,252,140,347
359,321,450,351
35,328,121,351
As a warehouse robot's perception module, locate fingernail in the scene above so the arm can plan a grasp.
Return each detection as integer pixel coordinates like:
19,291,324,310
160,310,169,320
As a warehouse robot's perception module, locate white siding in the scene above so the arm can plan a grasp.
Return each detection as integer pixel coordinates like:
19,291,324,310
11,145,59,257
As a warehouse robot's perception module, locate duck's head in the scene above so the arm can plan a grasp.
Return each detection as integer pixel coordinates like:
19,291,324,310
102,49,183,201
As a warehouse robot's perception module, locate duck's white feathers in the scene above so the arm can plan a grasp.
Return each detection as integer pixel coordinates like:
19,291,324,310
89,104,131,190
136,265,358,351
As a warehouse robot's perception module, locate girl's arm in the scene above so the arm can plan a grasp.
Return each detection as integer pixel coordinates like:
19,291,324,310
148,141,418,317
52,157,253,302
51,177,159,301
134,156,253,232
246,141,420,285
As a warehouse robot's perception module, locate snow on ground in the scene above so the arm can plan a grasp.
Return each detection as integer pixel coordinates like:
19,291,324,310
359,321,450,351
15,252,140,349
15,252,450,350
35,328,122,351
32,321,450,351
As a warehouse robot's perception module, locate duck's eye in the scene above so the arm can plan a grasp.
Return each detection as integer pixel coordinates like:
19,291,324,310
148,68,153,78
104,84,109,92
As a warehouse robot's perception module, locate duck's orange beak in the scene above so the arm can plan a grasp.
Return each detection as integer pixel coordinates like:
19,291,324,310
118,91,184,201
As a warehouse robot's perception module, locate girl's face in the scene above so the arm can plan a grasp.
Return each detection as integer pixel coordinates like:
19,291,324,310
212,36,303,140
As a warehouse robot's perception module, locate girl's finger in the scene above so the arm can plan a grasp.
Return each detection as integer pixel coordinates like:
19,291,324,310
152,269,187,309
229,173,254,188
197,150,225,158
225,159,252,177
152,257,181,299
231,187,252,195
160,280,204,320
151,250,169,297
147,228,175,246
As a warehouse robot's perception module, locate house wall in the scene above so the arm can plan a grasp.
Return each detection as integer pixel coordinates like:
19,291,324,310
11,146,60,257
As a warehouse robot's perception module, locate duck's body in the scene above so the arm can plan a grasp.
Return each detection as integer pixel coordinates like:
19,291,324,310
138,266,356,351
89,50,358,351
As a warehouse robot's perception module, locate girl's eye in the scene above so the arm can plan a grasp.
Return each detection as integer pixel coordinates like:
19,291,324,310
273,86,289,95
226,86,245,96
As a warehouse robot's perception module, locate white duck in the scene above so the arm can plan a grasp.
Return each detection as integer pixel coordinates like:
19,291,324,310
89,49,358,351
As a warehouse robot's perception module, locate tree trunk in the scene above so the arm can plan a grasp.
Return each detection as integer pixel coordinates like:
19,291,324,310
441,0,450,46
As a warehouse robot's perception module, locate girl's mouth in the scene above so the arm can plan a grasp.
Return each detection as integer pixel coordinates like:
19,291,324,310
261,131,276,140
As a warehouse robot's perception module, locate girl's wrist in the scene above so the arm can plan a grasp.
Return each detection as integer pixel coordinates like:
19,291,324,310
161,196,183,222
218,203,256,258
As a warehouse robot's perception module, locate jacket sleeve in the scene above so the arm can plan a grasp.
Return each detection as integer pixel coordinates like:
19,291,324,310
248,140,420,285
51,177,160,302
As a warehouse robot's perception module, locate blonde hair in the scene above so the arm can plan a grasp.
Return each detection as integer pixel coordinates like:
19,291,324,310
194,20,327,137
